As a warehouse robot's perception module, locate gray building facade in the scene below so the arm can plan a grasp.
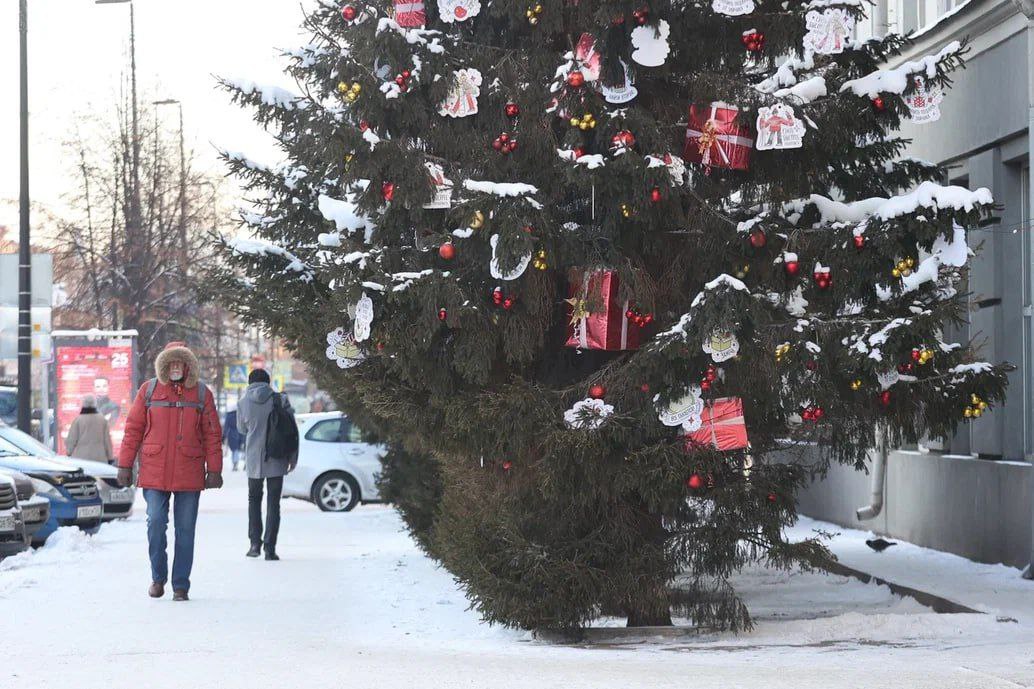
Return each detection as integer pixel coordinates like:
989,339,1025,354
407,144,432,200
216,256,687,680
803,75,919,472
798,0,1034,571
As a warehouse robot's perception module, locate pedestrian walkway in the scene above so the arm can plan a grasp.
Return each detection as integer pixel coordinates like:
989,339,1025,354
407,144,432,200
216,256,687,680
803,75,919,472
2,472,1033,689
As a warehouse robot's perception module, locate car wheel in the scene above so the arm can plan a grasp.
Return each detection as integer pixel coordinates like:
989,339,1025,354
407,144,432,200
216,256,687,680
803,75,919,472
313,472,360,512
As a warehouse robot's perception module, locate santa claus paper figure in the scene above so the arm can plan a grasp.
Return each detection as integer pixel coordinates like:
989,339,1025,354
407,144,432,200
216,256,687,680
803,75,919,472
575,33,601,82
905,76,944,124
438,68,481,118
393,0,426,27
755,103,806,150
437,0,480,22
804,8,854,55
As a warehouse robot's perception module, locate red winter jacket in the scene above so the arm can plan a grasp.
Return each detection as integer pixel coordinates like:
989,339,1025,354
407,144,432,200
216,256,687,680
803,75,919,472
118,343,223,491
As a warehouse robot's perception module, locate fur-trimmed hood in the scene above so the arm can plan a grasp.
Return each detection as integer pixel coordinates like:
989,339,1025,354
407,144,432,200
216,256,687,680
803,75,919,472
155,341,200,387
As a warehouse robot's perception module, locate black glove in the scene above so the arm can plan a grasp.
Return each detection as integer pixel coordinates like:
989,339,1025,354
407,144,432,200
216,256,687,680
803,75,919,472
117,467,133,488
204,472,224,489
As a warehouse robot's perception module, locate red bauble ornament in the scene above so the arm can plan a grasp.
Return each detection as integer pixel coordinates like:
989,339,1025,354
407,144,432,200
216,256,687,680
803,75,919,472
376,341,385,351
880,390,892,407
911,348,922,362
898,362,914,374
502,297,515,310
438,242,455,260
741,31,765,52
502,460,513,471
492,287,503,305
813,406,825,420
802,407,814,421
640,383,650,393
768,493,777,502
705,367,717,382
589,384,606,399
632,6,649,24
437,307,448,321
359,119,370,131
573,146,585,159
567,71,586,88
872,96,886,111
853,235,866,249
701,380,712,391
650,187,662,203
401,69,411,79
505,102,520,118
749,228,767,248
784,260,800,276
342,5,358,21
611,130,636,150
806,360,818,371
492,138,503,151
813,271,831,289
687,474,704,490
381,181,395,202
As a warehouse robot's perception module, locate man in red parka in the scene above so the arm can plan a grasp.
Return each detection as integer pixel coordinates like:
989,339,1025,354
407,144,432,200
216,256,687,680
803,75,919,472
117,342,223,601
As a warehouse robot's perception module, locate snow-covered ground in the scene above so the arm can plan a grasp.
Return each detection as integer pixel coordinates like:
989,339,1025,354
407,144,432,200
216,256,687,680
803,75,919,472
2,471,1033,689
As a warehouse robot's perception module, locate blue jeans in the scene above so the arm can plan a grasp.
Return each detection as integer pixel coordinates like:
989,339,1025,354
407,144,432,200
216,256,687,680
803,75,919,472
143,490,201,592
230,449,242,470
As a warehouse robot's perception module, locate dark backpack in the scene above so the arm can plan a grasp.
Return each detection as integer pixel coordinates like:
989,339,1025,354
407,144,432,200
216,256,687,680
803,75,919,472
265,393,299,462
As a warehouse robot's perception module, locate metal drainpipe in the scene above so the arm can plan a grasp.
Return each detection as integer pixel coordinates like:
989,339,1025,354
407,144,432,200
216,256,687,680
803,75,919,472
856,437,888,521
1012,0,1034,579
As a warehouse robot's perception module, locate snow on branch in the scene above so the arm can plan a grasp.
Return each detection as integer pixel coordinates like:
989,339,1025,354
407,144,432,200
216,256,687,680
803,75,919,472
756,54,816,94
375,18,445,53
840,41,963,98
462,180,542,207
318,194,376,243
808,182,991,228
226,236,314,282
222,78,308,111
876,223,970,300
773,76,828,104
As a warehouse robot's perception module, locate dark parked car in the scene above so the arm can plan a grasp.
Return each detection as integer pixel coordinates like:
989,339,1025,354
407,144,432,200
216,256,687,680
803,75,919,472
0,471,28,557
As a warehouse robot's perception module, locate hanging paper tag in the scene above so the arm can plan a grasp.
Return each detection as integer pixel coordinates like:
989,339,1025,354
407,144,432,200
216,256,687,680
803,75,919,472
631,20,670,67
353,293,374,342
437,0,480,22
601,60,638,104
904,76,943,124
755,104,806,150
712,0,755,16
423,162,453,209
438,69,482,118
326,328,365,369
703,330,740,362
804,8,854,55
657,387,705,428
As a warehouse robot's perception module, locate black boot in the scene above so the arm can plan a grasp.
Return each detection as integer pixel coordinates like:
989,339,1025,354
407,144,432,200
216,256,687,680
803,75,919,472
246,543,261,558
264,545,279,561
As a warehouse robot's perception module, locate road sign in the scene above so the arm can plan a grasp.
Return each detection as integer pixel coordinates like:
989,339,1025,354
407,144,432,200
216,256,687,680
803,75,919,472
224,361,249,390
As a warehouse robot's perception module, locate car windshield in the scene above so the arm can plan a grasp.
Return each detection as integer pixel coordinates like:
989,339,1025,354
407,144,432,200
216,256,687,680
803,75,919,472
0,427,55,457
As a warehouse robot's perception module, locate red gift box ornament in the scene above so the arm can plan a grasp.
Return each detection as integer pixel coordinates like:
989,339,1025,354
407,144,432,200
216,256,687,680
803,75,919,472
564,269,641,351
393,0,426,26
685,397,750,452
684,103,753,173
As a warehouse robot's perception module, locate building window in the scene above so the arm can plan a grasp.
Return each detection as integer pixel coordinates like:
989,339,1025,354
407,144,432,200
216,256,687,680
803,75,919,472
895,0,959,35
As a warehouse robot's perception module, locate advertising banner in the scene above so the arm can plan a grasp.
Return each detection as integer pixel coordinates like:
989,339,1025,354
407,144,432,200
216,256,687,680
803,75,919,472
54,335,136,455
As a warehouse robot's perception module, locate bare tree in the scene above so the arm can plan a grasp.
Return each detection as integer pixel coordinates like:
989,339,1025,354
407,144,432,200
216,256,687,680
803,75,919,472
47,93,236,385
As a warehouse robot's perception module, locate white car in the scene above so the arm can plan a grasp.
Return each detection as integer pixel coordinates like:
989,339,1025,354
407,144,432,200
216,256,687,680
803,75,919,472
283,412,385,512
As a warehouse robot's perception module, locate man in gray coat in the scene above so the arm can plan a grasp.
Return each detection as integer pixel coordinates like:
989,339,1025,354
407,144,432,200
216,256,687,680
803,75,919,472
237,369,295,560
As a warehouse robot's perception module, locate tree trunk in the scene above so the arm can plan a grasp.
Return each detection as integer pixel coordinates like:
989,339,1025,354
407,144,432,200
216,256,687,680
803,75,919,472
626,606,673,627
624,506,674,627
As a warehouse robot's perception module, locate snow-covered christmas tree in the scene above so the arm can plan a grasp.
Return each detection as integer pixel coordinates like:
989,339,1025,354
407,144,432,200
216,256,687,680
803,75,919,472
217,0,1009,630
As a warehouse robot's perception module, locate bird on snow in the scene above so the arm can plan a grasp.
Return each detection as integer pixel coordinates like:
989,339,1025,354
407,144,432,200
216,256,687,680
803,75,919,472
865,538,897,552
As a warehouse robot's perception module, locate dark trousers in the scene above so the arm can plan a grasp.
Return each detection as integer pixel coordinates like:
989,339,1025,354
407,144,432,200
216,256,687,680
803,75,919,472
248,477,283,549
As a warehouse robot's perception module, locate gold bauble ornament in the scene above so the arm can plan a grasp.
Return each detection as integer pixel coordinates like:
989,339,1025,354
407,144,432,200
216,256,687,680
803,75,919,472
850,379,862,391
470,210,485,229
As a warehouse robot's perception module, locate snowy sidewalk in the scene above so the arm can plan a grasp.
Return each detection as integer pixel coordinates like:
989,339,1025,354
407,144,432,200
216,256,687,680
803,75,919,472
2,471,1033,689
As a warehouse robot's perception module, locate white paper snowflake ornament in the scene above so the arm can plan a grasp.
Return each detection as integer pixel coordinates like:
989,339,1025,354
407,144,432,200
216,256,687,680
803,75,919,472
326,328,365,369
712,0,755,16
905,76,944,124
804,8,854,55
489,234,531,281
438,68,481,118
631,20,670,68
755,104,806,150
353,293,374,342
437,0,480,22
564,397,615,430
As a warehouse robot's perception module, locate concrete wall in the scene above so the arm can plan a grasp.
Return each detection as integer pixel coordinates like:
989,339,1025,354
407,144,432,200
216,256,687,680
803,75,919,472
798,452,1033,568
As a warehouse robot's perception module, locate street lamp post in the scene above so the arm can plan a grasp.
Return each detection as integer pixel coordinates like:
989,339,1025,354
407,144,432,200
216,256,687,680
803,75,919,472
17,0,31,433
154,99,187,265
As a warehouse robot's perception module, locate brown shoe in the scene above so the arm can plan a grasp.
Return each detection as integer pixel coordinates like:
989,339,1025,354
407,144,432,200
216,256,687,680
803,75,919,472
148,582,165,598
173,589,189,602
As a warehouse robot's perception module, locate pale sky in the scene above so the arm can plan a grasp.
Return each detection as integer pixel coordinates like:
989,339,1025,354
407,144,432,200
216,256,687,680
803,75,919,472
0,0,318,231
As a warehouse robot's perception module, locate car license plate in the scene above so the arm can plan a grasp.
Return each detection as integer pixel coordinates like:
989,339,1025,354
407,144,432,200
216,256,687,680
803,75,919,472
77,505,102,519
21,507,40,521
108,488,134,503
0,514,16,532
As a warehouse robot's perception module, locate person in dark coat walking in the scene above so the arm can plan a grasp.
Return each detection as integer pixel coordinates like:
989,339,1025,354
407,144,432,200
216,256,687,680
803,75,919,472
222,407,245,471
237,369,295,560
